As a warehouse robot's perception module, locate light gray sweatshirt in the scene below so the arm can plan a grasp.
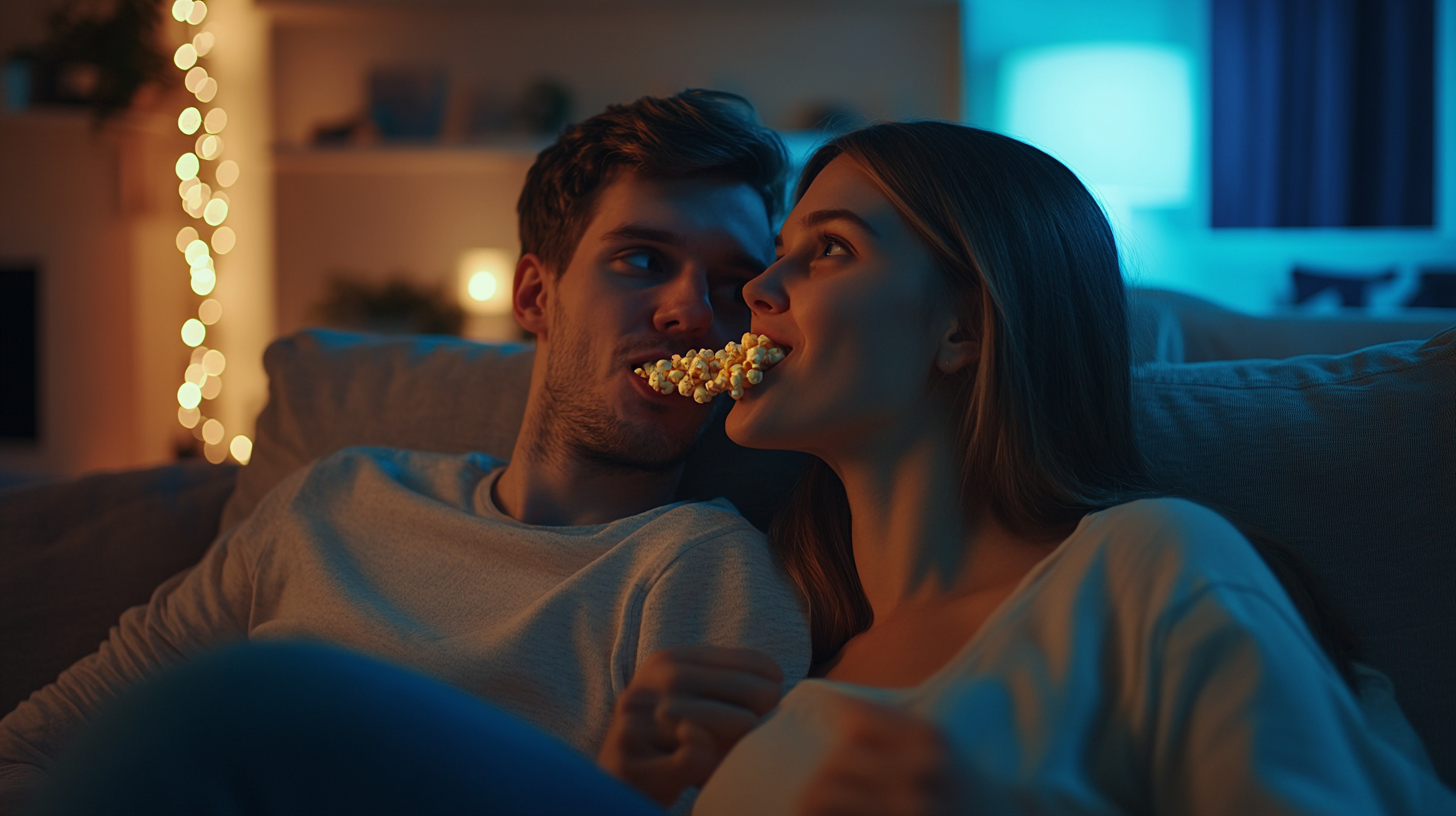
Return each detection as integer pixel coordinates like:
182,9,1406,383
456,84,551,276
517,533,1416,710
0,446,811,808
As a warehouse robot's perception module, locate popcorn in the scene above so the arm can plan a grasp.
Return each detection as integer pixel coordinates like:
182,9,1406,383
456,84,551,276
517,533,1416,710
633,333,788,404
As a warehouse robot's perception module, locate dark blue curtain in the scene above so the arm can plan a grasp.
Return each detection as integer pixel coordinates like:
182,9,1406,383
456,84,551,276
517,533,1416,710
1211,0,1435,227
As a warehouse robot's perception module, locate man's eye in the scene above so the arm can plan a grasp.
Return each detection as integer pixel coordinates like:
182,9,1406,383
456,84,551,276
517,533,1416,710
620,251,656,272
711,280,748,308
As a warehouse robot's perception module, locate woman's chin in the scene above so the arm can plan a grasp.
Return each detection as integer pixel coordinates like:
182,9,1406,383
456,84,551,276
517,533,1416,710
725,399,777,450
725,398,799,452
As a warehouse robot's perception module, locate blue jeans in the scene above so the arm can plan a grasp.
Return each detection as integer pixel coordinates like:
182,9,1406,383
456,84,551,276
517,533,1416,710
26,641,666,816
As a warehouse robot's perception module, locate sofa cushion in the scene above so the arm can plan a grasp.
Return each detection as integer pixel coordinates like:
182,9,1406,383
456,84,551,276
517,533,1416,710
219,330,808,534
0,461,238,718
1134,326,1456,786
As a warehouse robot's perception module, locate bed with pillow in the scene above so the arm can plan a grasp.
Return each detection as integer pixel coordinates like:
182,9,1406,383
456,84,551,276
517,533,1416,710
2,290,1453,790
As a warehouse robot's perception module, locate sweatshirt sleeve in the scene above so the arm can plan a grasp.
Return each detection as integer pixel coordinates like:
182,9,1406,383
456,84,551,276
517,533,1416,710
0,523,255,813
632,517,812,694
1148,583,1456,816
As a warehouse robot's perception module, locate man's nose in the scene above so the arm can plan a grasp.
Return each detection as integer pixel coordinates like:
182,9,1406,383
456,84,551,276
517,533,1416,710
653,269,714,338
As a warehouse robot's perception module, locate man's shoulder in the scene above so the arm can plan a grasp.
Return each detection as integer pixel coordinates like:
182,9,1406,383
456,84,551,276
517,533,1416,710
313,445,504,474
280,445,504,511
649,496,763,544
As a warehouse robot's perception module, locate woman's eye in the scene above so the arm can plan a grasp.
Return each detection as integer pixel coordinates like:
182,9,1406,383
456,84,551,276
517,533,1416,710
822,239,849,257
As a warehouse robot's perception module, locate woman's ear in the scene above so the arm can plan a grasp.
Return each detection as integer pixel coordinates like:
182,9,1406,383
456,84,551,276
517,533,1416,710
513,254,551,338
935,322,979,375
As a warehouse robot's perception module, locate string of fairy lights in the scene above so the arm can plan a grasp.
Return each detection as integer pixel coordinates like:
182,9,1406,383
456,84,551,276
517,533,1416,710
169,0,252,465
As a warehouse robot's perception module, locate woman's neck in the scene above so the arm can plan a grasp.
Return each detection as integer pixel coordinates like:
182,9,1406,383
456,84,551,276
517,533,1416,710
816,413,1067,687
825,410,1057,622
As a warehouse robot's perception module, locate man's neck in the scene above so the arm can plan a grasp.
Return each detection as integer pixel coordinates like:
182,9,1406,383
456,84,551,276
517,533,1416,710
492,434,686,527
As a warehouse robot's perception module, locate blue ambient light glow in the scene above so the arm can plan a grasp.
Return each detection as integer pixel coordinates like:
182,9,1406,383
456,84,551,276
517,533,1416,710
998,43,1193,208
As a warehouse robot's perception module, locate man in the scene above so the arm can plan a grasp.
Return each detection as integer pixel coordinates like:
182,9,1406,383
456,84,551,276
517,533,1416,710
0,91,809,811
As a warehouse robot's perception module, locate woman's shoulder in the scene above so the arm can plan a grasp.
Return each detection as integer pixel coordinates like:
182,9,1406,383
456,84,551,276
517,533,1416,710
1060,497,1279,603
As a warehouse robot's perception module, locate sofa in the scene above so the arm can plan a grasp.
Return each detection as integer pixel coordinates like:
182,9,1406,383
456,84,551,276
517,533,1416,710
2,289,1453,790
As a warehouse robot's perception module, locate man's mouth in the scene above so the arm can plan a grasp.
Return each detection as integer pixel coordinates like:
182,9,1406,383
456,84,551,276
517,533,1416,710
628,349,687,371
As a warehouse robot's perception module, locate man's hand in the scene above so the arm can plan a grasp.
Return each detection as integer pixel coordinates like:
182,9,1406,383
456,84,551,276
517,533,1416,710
797,697,968,816
597,645,784,806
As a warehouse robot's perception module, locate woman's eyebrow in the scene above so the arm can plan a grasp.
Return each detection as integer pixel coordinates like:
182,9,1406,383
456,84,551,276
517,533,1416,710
799,209,879,236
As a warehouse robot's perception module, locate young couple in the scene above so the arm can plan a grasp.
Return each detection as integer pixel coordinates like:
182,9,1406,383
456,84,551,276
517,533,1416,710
10,91,1452,815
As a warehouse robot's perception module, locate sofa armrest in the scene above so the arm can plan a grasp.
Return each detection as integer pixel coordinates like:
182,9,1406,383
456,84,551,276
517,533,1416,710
0,461,237,718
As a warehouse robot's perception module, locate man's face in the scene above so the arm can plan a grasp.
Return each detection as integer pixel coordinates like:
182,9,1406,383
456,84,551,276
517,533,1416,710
529,172,774,471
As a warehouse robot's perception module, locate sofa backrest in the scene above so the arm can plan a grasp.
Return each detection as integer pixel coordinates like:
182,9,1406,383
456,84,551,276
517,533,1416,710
221,325,1456,787
219,329,808,535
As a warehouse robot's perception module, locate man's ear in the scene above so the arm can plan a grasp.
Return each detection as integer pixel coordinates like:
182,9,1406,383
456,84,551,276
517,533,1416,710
935,321,980,375
513,253,552,338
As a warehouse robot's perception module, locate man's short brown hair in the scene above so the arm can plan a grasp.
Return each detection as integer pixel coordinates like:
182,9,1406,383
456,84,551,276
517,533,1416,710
516,90,788,275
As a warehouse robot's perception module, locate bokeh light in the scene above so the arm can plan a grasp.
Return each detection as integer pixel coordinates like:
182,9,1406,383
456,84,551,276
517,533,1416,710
204,443,228,464
171,0,193,22
196,78,218,103
199,298,222,325
178,406,201,428
186,1,207,25
211,226,236,254
175,226,199,252
230,435,253,465
174,43,198,70
175,153,200,180
204,108,227,134
182,318,206,347
177,382,202,409
196,133,223,160
184,182,210,213
185,363,206,385
216,160,239,188
201,348,226,375
184,239,210,265
203,197,228,226
468,271,498,301
191,268,217,296
202,418,224,445
185,67,208,93
201,376,222,400
192,31,215,56
178,107,202,135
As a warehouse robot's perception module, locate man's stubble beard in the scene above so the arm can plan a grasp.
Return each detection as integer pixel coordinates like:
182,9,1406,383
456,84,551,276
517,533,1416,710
532,314,713,474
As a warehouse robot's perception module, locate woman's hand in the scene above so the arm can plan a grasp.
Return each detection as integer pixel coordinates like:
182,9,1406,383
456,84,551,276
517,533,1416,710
797,697,968,816
597,645,784,806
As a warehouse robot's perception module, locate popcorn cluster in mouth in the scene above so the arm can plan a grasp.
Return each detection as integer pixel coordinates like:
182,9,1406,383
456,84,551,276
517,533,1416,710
634,333,787,404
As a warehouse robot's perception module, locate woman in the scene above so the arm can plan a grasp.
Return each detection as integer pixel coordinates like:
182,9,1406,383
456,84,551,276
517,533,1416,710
685,121,1451,815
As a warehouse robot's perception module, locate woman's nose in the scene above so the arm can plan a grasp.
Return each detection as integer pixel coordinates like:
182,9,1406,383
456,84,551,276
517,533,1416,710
744,259,789,316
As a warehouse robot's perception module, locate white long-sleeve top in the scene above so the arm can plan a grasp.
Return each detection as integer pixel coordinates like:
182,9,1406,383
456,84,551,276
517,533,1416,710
696,498,1454,815
0,447,810,811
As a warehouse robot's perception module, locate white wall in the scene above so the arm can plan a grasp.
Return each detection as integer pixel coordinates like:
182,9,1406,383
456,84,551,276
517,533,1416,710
269,3,962,144
268,2,963,337
963,0,1456,314
0,110,194,477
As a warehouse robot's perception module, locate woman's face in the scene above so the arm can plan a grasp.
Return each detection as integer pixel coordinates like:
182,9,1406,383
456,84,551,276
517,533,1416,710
726,155,959,456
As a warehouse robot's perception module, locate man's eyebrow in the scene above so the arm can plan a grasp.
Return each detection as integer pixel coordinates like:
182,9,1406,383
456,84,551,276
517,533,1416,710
600,224,681,246
799,208,879,236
